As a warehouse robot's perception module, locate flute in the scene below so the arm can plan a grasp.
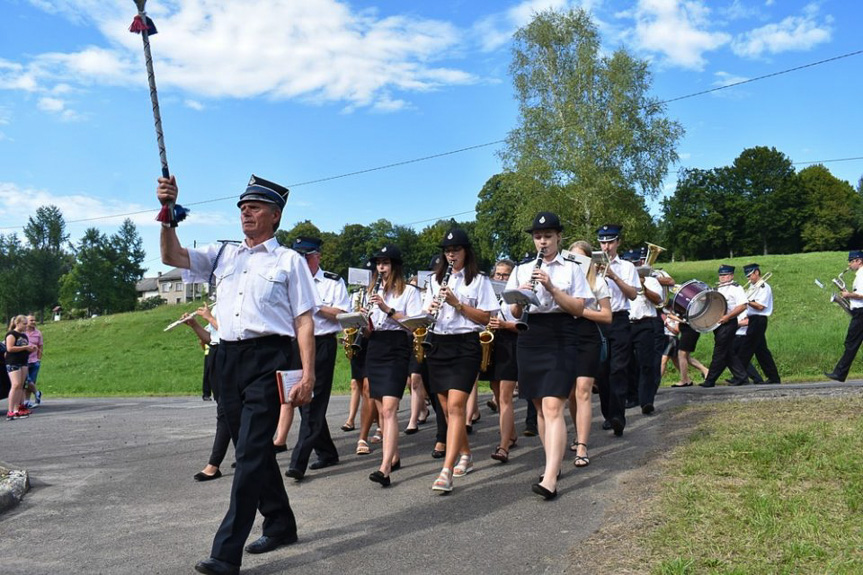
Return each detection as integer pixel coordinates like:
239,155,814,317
164,310,199,331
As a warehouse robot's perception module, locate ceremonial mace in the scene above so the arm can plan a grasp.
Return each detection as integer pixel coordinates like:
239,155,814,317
129,0,188,227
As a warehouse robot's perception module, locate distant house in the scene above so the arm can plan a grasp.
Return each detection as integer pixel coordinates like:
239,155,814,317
136,268,208,305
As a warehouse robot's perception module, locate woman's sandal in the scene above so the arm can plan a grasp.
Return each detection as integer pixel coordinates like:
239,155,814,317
370,428,383,444
573,442,590,468
432,468,453,493
341,422,355,432
356,439,371,455
491,446,509,463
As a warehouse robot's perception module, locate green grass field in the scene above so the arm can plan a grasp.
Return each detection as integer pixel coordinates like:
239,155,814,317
26,250,857,397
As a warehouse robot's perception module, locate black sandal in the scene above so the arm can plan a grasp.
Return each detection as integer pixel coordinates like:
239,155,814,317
490,446,509,463
573,442,590,468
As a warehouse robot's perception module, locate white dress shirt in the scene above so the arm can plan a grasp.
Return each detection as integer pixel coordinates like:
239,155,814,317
588,276,611,311
605,256,641,312
423,269,498,334
629,276,662,320
504,252,594,314
747,280,774,317
369,284,423,331
717,282,747,315
852,268,863,310
184,237,320,341
311,268,350,336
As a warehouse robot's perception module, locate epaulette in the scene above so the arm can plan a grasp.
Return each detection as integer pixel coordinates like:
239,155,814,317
323,271,341,281
518,254,535,265
478,270,488,276
731,281,740,287
561,250,578,263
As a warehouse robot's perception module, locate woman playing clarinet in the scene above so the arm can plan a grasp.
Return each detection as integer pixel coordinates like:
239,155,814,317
425,229,498,493
505,213,593,500
364,245,423,487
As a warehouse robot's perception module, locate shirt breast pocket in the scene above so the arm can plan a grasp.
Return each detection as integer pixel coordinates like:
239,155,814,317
456,284,477,308
258,269,288,305
214,264,236,291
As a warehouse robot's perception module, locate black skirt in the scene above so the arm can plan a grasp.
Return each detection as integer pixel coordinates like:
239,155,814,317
366,330,411,399
426,332,482,394
478,329,518,382
574,317,602,379
517,313,578,399
678,322,700,352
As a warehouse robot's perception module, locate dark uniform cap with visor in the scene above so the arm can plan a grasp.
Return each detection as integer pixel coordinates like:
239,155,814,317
237,175,290,210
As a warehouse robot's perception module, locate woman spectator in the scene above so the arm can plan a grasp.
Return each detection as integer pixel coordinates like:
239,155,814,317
6,315,36,420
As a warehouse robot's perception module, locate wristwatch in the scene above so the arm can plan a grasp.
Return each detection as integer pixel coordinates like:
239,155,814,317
386,308,396,317
455,303,464,313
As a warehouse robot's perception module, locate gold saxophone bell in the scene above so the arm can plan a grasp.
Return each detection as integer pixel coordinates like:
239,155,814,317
341,327,358,360
413,326,428,363
479,328,495,371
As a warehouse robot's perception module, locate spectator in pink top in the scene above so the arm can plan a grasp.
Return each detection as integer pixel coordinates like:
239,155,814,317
24,315,44,408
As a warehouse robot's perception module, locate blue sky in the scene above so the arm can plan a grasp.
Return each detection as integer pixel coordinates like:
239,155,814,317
1,0,861,274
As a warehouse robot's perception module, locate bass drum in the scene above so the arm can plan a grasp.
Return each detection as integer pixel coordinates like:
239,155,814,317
670,280,726,333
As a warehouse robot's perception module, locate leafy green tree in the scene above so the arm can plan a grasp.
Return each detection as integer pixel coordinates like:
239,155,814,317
475,173,536,262
276,220,322,248
60,228,115,316
798,165,859,251
110,219,146,312
0,233,28,320
499,7,683,241
728,146,798,255
21,205,72,320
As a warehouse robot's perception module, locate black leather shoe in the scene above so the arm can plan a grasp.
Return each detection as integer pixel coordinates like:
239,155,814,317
244,533,298,554
285,468,305,481
601,420,612,430
625,399,638,409
273,444,288,453
431,448,445,459
523,426,538,437
369,470,391,487
195,557,239,575
193,470,222,482
531,483,558,500
641,404,654,415
309,458,338,471
698,382,715,388
824,372,844,382
762,380,780,385
611,417,624,437
728,379,750,386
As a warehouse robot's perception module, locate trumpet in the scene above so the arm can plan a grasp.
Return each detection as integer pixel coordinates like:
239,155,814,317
744,271,773,300
591,250,609,280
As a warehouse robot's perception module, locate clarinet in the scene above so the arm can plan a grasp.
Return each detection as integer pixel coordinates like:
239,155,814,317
421,260,454,351
514,248,545,331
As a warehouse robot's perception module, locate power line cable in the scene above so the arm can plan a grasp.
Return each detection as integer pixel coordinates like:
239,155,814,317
2,49,862,232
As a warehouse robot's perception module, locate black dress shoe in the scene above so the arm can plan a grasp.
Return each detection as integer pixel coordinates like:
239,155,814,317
601,420,612,430
431,448,445,459
531,483,558,500
285,468,305,481
611,417,624,437
369,470,391,487
698,382,715,388
193,469,222,482
824,372,844,382
309,458,338,470
404,426,419,435
624,399,638,409
728,380,750,386
195,557,239,575
641,404,655,415
761,380,781,385
390,459,401,471
273,444,288,453
244,533,298,554
465,424,473,434
523,426,538,437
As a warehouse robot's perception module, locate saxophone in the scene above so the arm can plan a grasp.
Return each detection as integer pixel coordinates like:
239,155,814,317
414,260,454,362
340,289,364,360
479,316,495,372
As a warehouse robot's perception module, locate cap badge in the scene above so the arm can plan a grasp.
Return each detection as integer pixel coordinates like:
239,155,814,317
447,233,453,239
382,247,387,252
602,225,608,231
539,216,546,224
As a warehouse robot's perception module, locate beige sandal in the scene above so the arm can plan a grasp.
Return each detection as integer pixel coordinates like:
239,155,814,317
356,439,371,455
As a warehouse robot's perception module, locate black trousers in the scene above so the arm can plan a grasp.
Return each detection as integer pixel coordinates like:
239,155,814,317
732,335,764,384
831,308,863,381
290,335,339,471
598,311,632,428
736,315,780,383
630,318,663,407
418,358,447,444
206,345,233,468
202,349,213,398
210,336,297,567
704,320,748,386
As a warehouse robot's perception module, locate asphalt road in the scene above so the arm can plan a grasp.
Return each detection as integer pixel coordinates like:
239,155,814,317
1,383,858,574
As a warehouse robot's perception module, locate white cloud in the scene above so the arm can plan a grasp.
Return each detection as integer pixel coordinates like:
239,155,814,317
473,0,581,53
731,4,832,58
713,71,749,87
621,0,730,70
184,99,205,111
0,181,231,232
10,0,478,112
37,97,65,113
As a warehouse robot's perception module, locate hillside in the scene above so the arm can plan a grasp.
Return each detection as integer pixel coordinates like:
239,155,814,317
28,251,856,396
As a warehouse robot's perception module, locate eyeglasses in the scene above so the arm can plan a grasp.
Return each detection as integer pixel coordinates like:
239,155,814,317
493,272,511,279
